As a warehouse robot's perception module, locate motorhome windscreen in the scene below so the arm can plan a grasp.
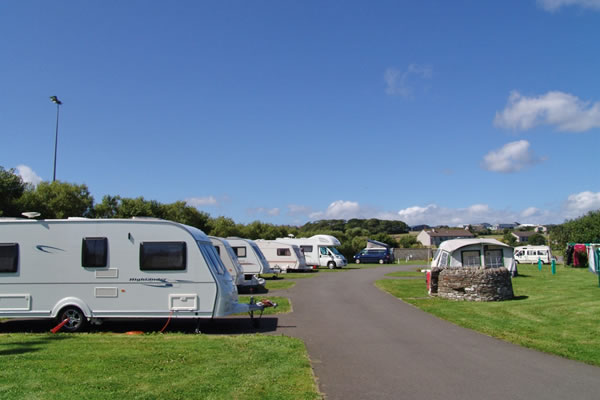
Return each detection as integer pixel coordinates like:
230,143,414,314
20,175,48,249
329,247,342,255
140,242,186,271
0,243,19,273
82,237,108,268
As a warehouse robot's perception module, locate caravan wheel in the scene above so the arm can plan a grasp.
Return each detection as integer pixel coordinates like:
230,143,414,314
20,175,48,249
327,261,336,269
58,307,88,333
379,259,384,264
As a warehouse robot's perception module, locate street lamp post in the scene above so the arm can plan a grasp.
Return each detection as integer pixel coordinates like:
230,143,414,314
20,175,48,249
50,96,62,182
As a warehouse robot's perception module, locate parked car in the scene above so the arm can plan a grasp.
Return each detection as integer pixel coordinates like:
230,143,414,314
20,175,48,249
354,248,392,264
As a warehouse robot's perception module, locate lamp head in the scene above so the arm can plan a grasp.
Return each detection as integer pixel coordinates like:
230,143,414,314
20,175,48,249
49,96,62,105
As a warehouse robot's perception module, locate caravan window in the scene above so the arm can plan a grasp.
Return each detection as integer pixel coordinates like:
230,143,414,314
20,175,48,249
277,248,291,256
232,246,247,258
461,250,481,267
82,237,108,268
214,246,221,255
140,242,186,271
319,247,328,256
300,245,313,254
199,244,226,275
0,243,19,273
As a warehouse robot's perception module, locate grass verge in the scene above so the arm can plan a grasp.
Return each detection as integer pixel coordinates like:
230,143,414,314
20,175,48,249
0,333,320,400
375,264,600,366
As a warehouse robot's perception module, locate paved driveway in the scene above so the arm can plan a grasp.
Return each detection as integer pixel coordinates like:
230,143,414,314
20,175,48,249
270,265,600,400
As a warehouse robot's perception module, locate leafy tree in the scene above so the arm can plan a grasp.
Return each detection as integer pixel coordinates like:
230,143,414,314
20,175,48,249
398,235,418,248
502,229,517,246
160,201,210,232
528,233,547,246
549,210,600,251
0,167,27,217
207,216,242,238
20,181,94,218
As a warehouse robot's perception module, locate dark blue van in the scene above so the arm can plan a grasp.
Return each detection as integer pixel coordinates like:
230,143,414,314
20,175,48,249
353,248,393,264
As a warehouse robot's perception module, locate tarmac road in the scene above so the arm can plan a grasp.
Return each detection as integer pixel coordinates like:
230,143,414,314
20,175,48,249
270,265,600,400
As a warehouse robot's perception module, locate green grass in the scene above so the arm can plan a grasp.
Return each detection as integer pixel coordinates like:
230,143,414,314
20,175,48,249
237,296,291,315
265,280,296,290
384,268,426,278
376,264,600,366
0,333,320,400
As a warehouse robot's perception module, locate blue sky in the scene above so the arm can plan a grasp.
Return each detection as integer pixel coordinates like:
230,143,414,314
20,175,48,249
2,0,600,227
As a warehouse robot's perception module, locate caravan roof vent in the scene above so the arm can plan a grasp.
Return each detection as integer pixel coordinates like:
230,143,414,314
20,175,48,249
22,212,41,219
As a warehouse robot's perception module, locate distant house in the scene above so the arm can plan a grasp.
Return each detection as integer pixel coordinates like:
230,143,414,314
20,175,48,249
492,223,519,231
417,228,475,247
511,230,537,243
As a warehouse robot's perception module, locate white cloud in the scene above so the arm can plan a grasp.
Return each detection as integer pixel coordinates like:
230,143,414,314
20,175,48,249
494,91,600,132
247,207,281,217
185,196,218,207
397,203,523,226
563,191,600,218
384,64,432,98
481,140,543,173
537,0,600,11
16,165,42,186
306,200,401,221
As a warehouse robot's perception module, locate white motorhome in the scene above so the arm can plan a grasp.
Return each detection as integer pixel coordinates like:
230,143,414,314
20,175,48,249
0,217,264,332
431,238,517,276
254,240,309,272
226,237,275,277
514,245,553,264
210,236,264,288
275,234,347,269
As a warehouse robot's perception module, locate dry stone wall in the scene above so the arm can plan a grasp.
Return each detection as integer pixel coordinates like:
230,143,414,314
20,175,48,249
431,267,514,301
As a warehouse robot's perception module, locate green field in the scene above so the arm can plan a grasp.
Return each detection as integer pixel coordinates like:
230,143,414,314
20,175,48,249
376,264,600,366
0,333,320,400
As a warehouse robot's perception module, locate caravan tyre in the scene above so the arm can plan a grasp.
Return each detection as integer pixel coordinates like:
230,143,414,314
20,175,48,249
355,259,361,264
379,259,384,264
327,261,336,269
58,307,88,333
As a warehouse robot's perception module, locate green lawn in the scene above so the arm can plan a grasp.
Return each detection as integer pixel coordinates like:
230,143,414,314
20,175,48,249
375,264,600,366
0,333,320,400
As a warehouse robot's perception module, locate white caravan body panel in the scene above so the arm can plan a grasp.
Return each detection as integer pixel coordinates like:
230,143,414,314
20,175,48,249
254,240,309,272
226,238,272,275
275,235,347,268
0,218,244,321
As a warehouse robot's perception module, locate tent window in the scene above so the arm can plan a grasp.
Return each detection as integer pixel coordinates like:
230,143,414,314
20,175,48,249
485,249,503,268
277,248,291,256
82,237,108,268
232,246,247,258
439,251,449,267
140,242,186,271
0,243,19,273
461,250,481,267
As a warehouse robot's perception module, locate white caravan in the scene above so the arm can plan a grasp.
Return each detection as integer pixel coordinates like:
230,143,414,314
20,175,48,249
210,236,264,288
226,237,275,276
254,240,309,272
275,235,347,269
514,245,553,264
431,238,517,276
0,217,264,332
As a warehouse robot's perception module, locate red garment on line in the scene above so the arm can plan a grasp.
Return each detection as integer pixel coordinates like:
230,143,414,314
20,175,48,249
574,244,587,267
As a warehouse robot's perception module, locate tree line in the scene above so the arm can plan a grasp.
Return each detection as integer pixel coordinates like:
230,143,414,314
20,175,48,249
0,167,405,259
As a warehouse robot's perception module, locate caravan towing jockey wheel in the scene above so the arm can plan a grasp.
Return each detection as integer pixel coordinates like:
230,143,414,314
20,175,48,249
58,307,88,333
327,261,336,269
